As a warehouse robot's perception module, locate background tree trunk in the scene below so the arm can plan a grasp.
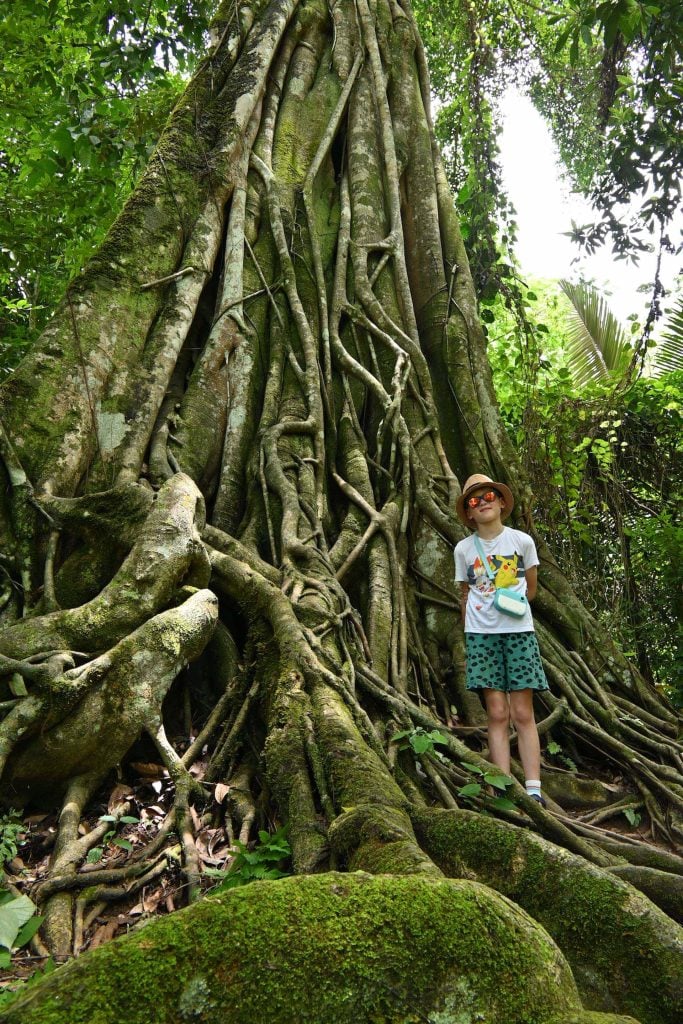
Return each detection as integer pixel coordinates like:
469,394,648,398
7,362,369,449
0,2,680,1020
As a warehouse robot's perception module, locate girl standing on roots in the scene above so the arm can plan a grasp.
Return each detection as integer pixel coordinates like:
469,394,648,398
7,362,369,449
454,474,549,806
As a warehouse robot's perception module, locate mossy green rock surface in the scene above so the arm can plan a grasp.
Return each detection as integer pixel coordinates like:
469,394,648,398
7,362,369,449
548,1014,642,1024
2,872,583,1024
413,808,682,1024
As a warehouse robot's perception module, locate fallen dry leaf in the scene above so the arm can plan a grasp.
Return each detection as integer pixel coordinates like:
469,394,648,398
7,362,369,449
139,889,164,914
214,783,230,804
108,784,134,811
141,805,165,822
89,919,119,949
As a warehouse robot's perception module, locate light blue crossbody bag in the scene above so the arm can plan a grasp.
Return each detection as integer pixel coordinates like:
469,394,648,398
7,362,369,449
473,536,528,618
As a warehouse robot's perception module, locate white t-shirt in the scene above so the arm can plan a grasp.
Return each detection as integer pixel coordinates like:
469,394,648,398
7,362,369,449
454,526,539,634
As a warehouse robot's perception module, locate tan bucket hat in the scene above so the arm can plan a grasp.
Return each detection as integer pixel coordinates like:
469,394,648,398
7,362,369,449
456,473,515,529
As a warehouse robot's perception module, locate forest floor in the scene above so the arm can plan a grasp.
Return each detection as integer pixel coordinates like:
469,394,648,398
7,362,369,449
0,721,664,1002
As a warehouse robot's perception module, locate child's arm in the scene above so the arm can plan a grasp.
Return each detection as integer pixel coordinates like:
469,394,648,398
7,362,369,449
459,582,469,622
526,566,538,601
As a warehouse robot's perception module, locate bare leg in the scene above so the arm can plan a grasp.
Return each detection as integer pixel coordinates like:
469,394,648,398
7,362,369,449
483,689,511,773
509,688,541,781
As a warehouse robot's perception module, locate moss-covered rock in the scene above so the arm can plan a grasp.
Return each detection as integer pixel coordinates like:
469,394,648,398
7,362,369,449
3,872,584,1024
412,807,682,1024
547,1014,641,1024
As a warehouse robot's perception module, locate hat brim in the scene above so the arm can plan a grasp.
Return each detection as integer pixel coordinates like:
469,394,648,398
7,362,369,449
456,481,515,529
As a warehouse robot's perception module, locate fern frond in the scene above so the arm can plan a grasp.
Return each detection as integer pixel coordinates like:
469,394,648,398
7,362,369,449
559,279,632,386
651,296,683,376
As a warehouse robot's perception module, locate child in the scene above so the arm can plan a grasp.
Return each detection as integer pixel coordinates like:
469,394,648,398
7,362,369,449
454,473,549,806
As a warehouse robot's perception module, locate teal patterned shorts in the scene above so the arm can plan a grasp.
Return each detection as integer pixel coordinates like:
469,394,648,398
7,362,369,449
465,632,549,692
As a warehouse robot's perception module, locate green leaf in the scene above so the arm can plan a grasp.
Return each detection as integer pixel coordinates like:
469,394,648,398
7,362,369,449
559,280,632,386
256,847,289,861
458,783,482,798
119,816,139,825
410,733,432,754
547,741,562,755
98,815,117,823
53,126,74,160
15,914,44,949
554,27,571,54
489,797,517,812
483,773,513,791
0,895,36,950
0,949,11,969
111,837,132,852
460,762,484,775
652,296,683,375
86,846,103,864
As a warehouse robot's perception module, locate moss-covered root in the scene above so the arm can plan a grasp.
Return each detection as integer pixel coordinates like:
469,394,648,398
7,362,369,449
2,873,583,1024
6,589,219,795
412,807,683,1024
547,1014,642,1024
608,864,683,923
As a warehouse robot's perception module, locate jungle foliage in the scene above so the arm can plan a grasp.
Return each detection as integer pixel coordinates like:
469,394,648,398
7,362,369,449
486,280,682,702
0,0,214,370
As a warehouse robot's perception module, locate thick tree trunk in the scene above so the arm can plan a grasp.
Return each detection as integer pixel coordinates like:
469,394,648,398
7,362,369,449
0,2,681,1021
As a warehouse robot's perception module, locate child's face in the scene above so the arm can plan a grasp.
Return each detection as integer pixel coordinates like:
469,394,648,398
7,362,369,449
465,488,505,527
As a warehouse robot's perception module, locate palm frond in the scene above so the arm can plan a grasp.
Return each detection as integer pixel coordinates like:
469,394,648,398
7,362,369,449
651,295,683,376
559,279,632,387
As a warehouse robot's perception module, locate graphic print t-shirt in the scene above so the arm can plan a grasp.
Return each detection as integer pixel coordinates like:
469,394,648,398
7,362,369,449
453,526,539,634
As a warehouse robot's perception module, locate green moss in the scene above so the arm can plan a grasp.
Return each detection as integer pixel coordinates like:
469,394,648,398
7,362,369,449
272,44,341,189
3,873,582,1024
413,808,683,1024
548,1015,641,1024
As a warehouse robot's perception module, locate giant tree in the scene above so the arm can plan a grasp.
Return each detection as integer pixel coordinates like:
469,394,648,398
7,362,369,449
0,2,681,1022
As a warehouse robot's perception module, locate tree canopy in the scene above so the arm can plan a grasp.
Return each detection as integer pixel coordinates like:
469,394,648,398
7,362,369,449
2,0,681,365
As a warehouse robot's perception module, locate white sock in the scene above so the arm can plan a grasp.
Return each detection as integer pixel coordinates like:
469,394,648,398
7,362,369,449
525,779,542,797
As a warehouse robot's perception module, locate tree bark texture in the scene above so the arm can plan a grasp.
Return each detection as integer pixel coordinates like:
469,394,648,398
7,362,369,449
0,2,681,1021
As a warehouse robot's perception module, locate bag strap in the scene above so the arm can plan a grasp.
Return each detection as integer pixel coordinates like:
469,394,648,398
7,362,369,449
473,535,496,581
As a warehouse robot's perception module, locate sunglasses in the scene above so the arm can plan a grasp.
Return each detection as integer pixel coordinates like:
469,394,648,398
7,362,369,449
466,489,502,509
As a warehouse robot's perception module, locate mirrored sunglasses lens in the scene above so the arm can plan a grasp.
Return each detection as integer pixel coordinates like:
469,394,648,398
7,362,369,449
467,490,498,508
